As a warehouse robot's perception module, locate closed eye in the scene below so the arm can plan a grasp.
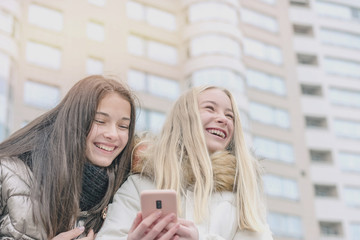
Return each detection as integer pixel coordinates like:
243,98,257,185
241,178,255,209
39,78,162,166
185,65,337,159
94,119,105,124
226,114,234,120
205,105,215,111
118,125,129,129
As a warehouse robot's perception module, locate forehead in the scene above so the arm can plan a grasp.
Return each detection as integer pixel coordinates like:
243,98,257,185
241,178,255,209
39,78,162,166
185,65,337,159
198,88,232,106
97,92,129,108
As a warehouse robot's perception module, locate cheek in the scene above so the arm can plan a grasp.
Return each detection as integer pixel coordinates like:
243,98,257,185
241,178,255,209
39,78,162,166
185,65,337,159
200,112,210,126
86,124,98,144
228,124,234,139
119,131,130,145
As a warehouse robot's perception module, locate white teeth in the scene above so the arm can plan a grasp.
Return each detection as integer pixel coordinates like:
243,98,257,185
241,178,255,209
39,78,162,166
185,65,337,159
208,129,225,138
96,144,115,152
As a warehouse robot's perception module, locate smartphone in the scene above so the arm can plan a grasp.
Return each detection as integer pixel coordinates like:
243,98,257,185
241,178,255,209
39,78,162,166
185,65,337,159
140,189,177,221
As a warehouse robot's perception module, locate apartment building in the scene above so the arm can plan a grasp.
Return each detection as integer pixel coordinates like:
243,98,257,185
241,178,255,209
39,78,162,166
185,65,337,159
0,0,359,239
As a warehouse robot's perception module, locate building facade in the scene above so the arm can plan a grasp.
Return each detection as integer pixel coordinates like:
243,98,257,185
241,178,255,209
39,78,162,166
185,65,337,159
1,0,360,239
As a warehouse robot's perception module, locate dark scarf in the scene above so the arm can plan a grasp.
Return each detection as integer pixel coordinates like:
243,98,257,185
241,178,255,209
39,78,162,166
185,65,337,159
80,162,109,211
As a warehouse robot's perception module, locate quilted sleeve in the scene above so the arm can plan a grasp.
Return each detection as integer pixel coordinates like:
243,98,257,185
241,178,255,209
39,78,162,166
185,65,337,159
0,158,45,240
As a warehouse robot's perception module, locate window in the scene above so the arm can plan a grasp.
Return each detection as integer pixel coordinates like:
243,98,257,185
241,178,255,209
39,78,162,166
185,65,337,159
188,2,238,25
290,0,309,7
28,4,63,31
127,69,146,91
136,108,166,133
0,122,7,142
0,9,14,35
190,34,241,59
239,110,250,130
339,152,360,173
333,119,360,139
293,24,313,36
127,1,144,21
243,38,282,65
128,35,144,56
148,41,177,64
87,21,105,42
86,57,103,75
88,0,106,7
263,174,299,200
329,88,360,108
344,187,360,207
305,116,327,128
145,7,176,31
127,35,178,65
246,69,285,95
191,68,244,95
249,102,290,128
314,184,338,197
0,51,10,80
253,136,294,163
268,212,303,238
315,1,360,21
24,80,60,109
301,84,322,96
350,223,360,240
323,57,360,78
297,53,318,65
127,1,176,31
147,75,179,100
259,0,276,4
26,41,62,70
320,28,360,50
128,69,180,100
241,8,278,32
310,149,332,163
0,52,11,141
319,221,343,237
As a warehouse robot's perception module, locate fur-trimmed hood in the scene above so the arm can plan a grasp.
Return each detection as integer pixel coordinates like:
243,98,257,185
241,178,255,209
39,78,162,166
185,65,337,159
132,150,237,192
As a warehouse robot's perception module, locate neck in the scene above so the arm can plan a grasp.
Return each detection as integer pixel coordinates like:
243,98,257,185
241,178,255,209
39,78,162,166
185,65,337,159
79,162,109,211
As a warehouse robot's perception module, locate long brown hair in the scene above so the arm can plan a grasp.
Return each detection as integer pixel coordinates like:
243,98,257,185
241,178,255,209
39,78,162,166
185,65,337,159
0,75,137,237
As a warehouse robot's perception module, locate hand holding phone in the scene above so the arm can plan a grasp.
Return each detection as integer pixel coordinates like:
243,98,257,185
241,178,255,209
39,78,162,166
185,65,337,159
140,189,177,221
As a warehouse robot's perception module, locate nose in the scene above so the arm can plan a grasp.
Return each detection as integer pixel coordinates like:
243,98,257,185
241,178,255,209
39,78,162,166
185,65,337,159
215,113,228,125
103,124,118,140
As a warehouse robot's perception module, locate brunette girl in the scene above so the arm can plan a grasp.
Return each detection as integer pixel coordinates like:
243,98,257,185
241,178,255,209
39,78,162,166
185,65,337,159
0,75,136,239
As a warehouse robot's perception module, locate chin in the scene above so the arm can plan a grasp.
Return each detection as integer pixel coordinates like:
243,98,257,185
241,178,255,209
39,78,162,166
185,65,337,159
208,147,224,154
90,158,113,167
96,163,111,168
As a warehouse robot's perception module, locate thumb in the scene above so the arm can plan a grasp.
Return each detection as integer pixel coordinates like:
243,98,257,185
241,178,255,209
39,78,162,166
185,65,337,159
87,229,95,238
52,226,85,240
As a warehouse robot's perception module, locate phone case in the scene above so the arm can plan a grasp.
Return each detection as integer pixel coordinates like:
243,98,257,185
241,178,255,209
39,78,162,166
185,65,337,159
140,189,177,220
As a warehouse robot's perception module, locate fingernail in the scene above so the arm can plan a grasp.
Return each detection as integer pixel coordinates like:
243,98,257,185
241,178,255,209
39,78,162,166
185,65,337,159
78,226,85,231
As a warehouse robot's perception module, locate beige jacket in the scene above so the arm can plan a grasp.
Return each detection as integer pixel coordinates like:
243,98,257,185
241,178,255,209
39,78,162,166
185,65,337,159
0,157,90,239
0,157,45,239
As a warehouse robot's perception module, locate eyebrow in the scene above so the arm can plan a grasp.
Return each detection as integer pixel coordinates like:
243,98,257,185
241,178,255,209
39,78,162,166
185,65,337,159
201,101,233,113
95,112,131,121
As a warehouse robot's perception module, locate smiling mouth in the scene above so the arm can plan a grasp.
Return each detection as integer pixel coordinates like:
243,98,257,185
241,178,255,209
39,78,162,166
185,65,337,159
207,129,226,139
95,143,116,152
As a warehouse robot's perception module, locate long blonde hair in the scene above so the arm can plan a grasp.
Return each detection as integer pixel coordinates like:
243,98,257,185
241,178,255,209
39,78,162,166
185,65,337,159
139,85,266,231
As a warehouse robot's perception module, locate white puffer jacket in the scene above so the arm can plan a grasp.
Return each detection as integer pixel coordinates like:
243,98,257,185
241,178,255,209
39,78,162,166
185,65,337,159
96,174,273,240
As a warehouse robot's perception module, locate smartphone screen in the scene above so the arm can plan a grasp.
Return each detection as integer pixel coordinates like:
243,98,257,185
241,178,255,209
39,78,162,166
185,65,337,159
140,189,177,220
